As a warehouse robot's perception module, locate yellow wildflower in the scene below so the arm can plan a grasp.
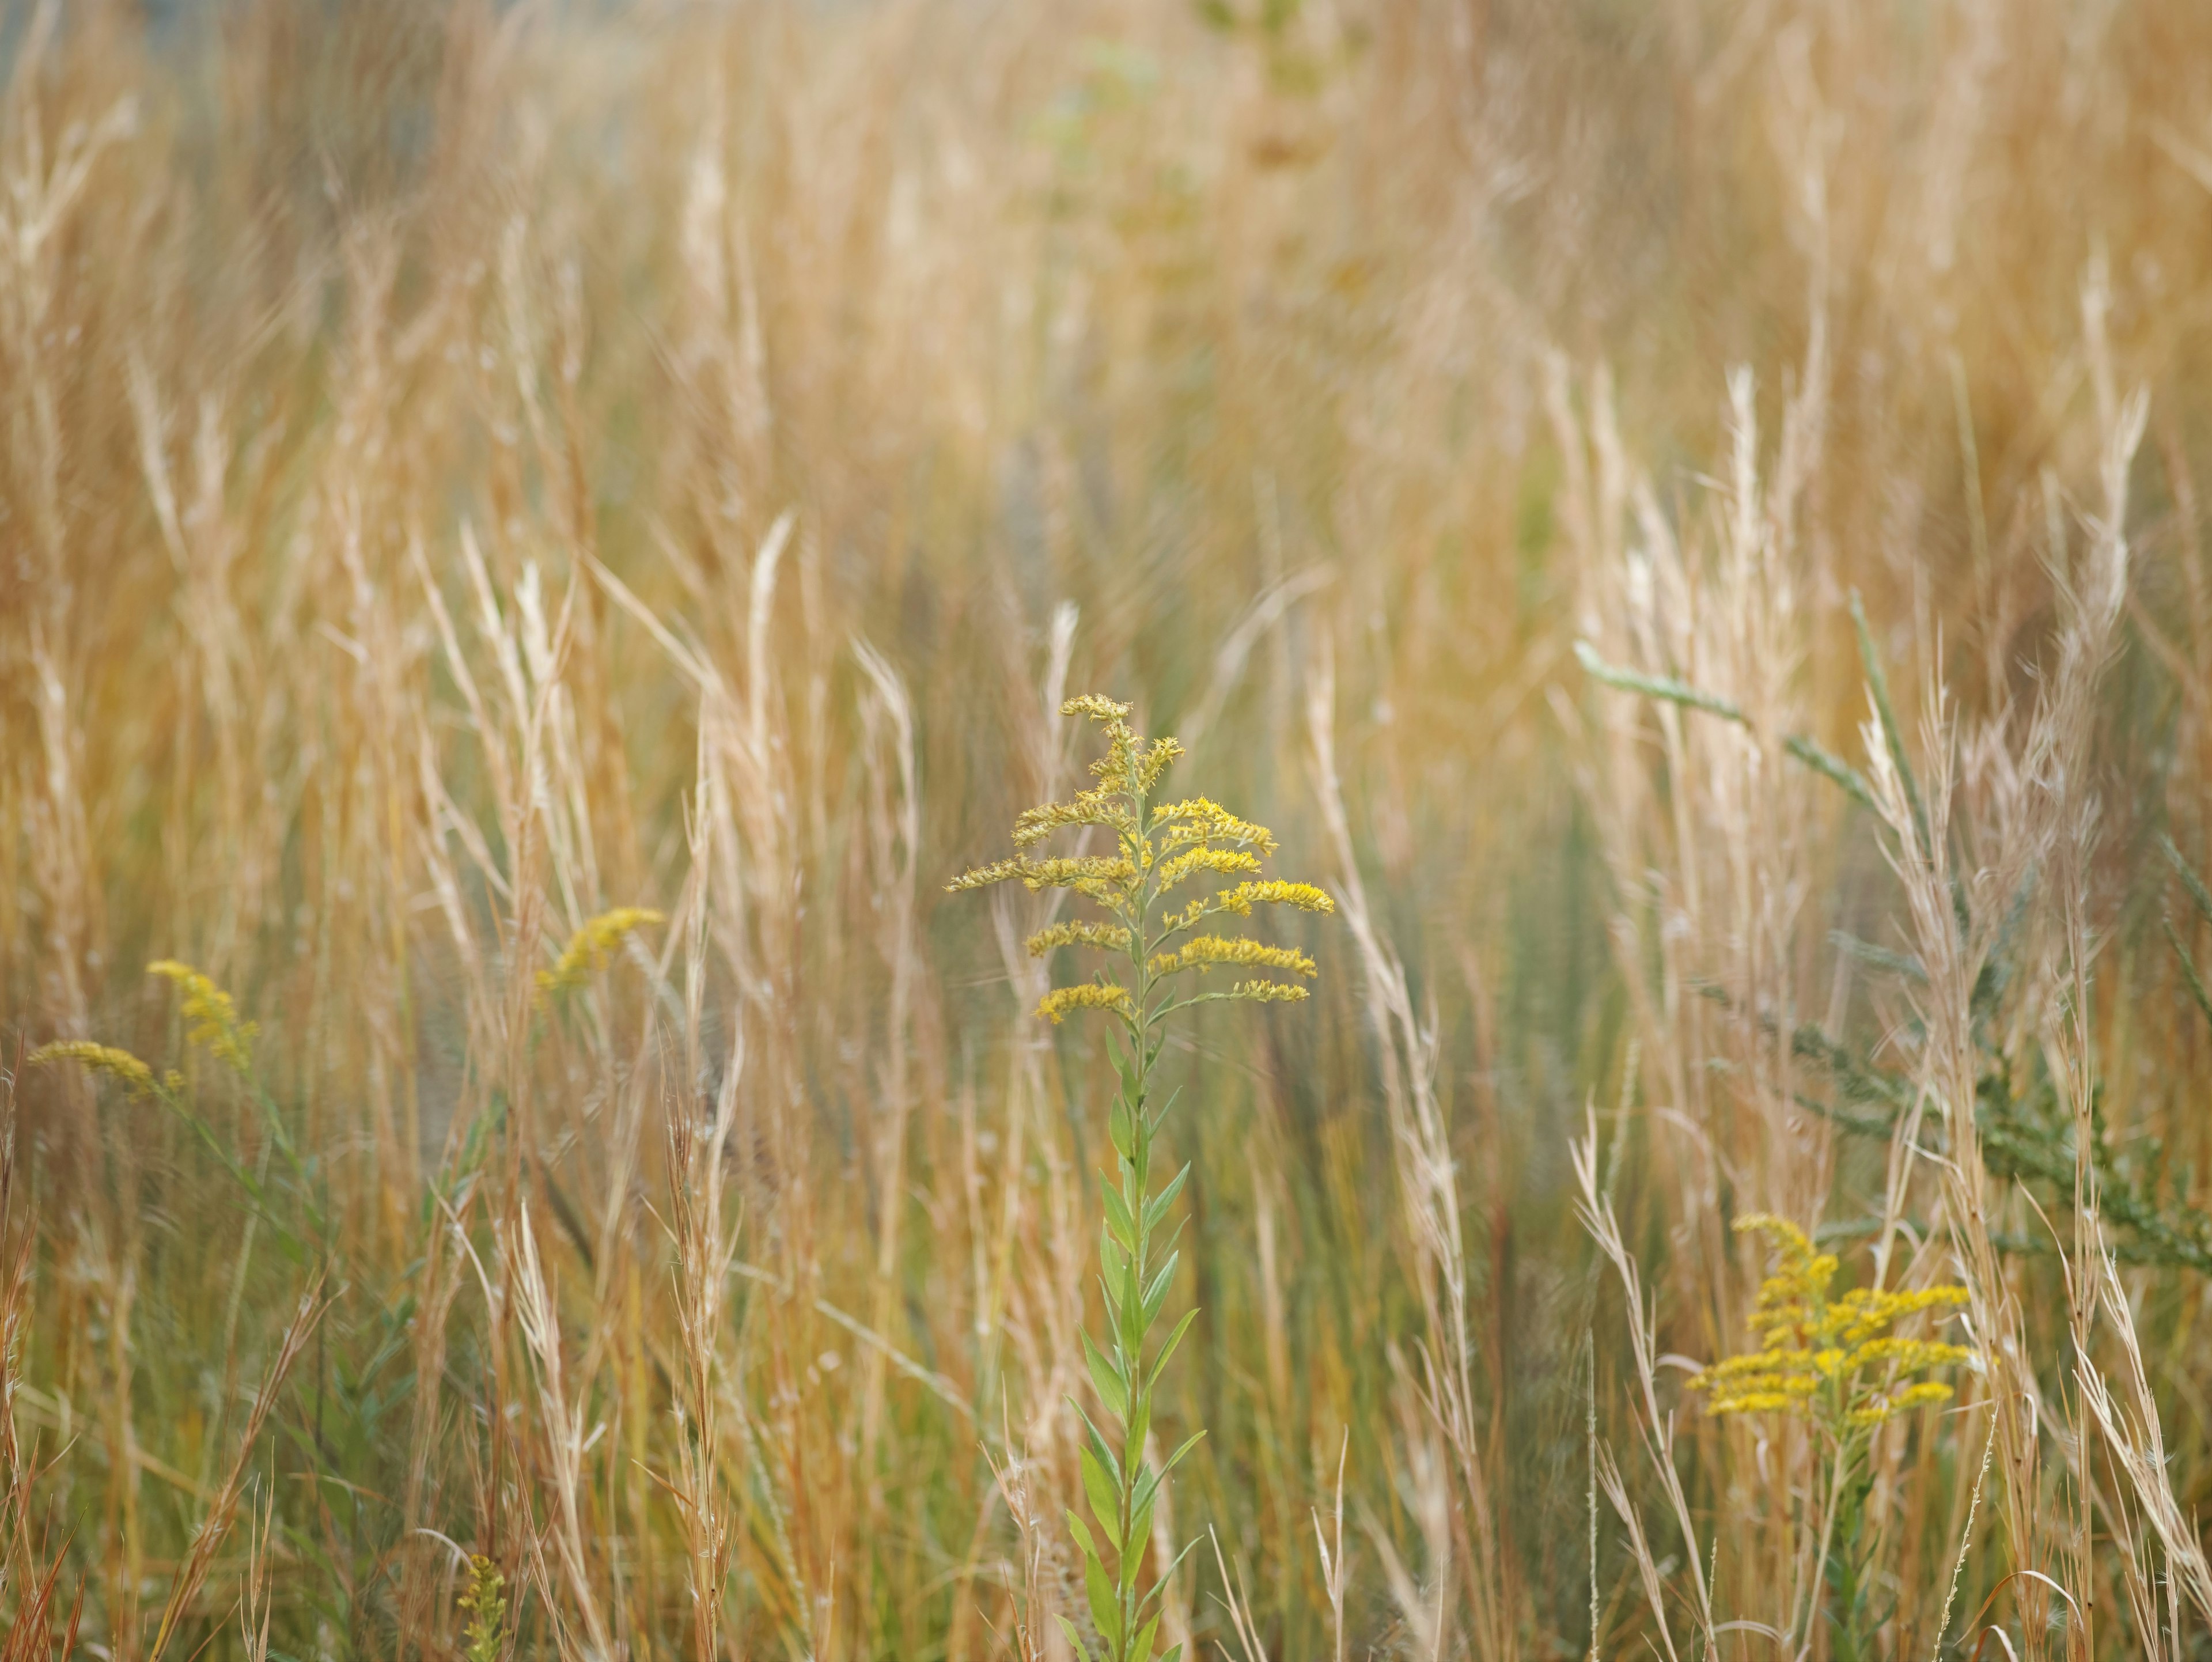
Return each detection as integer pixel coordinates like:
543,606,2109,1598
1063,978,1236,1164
1037,983,1138,1025
29,1040,158,1098
1026,921,1134,957
1690,1214,1975,1432
1226,980,1310,1005
949,695,1329,1028
1149,936,1316,979
1215,880,1336,917
147,960,259,1076
538,908,666,998
1157,846,1263,890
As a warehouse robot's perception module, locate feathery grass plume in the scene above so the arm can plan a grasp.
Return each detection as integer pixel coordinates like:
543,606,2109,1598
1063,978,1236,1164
27,1041,157,1099
536,907,666,999
146,960,258,1075
949,694,1331,1662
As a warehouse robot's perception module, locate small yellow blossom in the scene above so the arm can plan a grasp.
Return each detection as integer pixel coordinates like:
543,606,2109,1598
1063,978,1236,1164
29,1040,158,1098
949,695,1330,1029
1037,983,1138,1025
1691,1214,1975,1431
1227,980,1310,1005
1149,936,1316,979
1151,797,1278,855
1215,880,1336,917
538,908,666,998
147,960,259,1076
1026,921,1134,957
1157,846,1263,890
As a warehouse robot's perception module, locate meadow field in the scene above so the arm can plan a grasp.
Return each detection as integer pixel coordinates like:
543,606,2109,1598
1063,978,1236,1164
7,0,2212,1656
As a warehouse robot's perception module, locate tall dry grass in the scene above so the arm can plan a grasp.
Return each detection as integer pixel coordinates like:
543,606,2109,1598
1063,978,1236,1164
7,0,2212,1656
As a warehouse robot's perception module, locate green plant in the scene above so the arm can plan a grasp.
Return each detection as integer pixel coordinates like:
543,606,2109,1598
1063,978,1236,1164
950,694,1332,1662
1690,1216,1975,1659
458,1555,507,1662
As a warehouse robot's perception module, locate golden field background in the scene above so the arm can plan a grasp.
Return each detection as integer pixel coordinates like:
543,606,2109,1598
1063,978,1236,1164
7,0,2212,1656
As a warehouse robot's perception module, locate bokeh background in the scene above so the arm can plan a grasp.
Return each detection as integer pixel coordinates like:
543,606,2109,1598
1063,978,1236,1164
7,0,2212,1656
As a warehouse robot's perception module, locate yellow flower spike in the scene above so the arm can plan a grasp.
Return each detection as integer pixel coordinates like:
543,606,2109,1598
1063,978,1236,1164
29,1040,158,1098
147,960,259,1076
1036,983,1137,1025
1025,921,1133,957
1215,880,1336,917
1226,980,1310,1005
1157,846,1263,890
1691,1213,1977,1441
537,908,666,1000
1148,936,1317,979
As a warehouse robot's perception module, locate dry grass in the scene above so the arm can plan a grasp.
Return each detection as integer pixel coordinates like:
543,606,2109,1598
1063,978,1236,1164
8,0,2212,1656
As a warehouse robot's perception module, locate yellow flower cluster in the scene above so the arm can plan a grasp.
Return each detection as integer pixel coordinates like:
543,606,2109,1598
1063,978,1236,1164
1037,983,1138,1024
947,695,1332,1027
1148,936,1316,980
29,1040,160,1098
1027,921,1134,957
538,907,666,998
1691,1216,1975,1431
1157,846,1263,889
1228,980,1310,1005
1152,797,1278,856
148,959,259,1076
1215,880,1335,917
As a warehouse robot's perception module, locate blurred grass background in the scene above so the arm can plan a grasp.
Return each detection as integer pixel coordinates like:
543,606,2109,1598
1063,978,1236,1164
7,0,2212,1656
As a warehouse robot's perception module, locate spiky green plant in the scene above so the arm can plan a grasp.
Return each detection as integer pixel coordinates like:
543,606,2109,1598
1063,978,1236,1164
950,694,1332,1662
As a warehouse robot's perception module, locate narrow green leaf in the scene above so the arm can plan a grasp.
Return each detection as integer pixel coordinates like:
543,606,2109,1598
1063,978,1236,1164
1131,1614,1161,1662
1055,1614,1092,1662
1100,1178,1137,1250
1156,1428,1206,1480
1066,1508,1100,1562
1128,1494,1156,1560
1147,1307,1199,1388
1083,1331,1128,1420
1108,1099,1135,1161
1142,1163,1189,1235
1126,1385,1151,1456
1146,1083,1183,1130
1141,1251,1180,1329
1086,1554,1123,1652
1081,1448,1123,1551
1069,1399,1123,1486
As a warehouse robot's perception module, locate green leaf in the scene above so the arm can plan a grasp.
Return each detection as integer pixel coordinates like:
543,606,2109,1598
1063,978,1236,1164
1067,1508,1100,1562
1120,1522,1147,1593
1156,1428,1206,1481
1086,1552,1124,1653
1147,1307,1198,1388
1108,1099,1135,1160
1081,1447,1123,1551
1128,1493,1156,1559
1141,1251,1179,1329
1161,1645,1183,1662
1067,1408,1124,1503
1083,1331,1129,1420
1055,1614,1094,1662
1131,1614,1161,1662
1126,1385,1152,1456
1100,1178,1137,1250
1142,1163,1189,1235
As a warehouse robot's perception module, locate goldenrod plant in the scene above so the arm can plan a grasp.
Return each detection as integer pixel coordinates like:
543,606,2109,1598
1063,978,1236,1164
1691,1217,1976,1660
950,694,1331,1662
